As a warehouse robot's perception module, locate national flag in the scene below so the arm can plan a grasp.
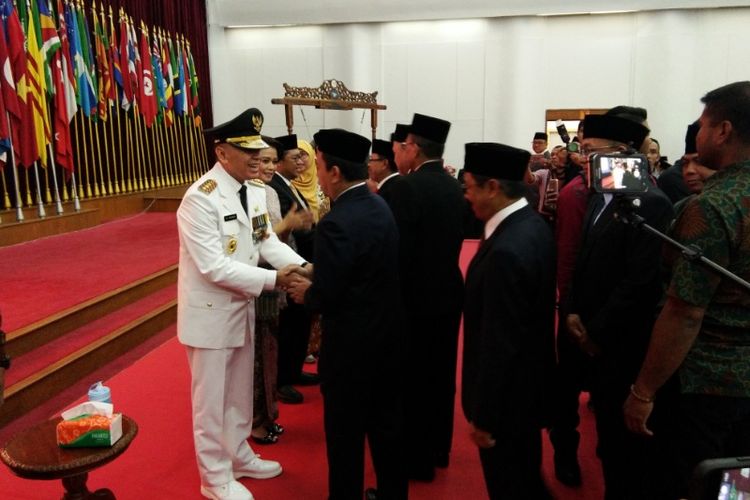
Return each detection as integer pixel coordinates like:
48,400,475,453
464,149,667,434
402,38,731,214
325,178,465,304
185,39,200,125
160,30,173,127
128,16,141,108
174,37,186,117
92,1,111,121
117,8,132,109
1,0,28,163
77,0,98,118
69,0,95,117
52,47,73,172
56,0,76,121
108,5,125,110
38,0,60,93
25,0,52,167
151,27,166,124
52,0,74,172
137,21,156,127
0,19,11,161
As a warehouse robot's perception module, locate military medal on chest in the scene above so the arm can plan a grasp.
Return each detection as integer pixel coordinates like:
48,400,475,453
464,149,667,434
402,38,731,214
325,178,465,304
251,213,270,244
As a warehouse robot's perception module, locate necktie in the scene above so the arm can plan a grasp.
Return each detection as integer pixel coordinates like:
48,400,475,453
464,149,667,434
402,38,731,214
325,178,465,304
239,184,248,215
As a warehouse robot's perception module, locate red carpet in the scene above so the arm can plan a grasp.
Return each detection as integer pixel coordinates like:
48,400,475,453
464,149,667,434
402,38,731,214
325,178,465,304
0,239,604,499
0,329,602,499
0,212,178,332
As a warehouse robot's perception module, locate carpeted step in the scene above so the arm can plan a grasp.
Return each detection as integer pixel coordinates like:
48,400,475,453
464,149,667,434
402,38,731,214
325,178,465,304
0,284,177,428
4,284,176,388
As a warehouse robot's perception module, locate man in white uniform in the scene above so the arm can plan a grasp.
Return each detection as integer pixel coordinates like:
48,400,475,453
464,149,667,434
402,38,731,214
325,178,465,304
177,108,309,500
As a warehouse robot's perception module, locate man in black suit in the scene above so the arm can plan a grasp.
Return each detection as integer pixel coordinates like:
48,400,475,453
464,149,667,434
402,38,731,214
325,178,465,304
565,114,674,499
288,128,407,500
268,134,316,404
368,138,401,204
462,142,556,499
388,113,465,479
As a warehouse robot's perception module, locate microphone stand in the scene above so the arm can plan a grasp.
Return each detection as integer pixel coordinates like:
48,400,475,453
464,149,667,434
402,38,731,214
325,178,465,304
613,195,750,292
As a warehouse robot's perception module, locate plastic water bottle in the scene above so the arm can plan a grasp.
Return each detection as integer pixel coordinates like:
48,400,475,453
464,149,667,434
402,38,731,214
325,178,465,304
87,381,112,404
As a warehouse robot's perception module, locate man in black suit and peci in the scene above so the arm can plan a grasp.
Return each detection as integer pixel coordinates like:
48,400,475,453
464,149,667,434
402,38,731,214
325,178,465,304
388,112,465,480
462,142,556,499
288,128,407,500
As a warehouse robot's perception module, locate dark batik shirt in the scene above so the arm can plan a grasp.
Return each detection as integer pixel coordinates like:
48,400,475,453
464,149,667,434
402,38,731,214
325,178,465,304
667,160,750,397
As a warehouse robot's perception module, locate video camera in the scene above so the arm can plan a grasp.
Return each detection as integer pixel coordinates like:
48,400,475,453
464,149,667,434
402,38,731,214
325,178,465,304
589,153,650,194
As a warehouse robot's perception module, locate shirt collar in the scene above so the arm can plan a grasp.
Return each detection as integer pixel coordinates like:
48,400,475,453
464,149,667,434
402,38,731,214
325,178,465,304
377,172,399,189
334,182,366,202
484,198,528,240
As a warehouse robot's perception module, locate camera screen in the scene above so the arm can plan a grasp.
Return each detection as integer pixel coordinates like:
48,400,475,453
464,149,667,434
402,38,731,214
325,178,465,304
717,468,750,499
591,154,649,193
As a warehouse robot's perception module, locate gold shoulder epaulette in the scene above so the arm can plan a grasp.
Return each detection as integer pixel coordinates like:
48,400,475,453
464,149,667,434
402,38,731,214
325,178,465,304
198,179,217,194
249,179,266,188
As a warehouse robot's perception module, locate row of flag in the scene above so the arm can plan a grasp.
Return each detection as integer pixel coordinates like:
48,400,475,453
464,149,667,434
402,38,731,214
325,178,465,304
0,0,202,175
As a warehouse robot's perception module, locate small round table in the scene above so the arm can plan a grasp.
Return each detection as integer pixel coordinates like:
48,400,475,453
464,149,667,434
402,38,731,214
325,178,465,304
0,414,138,499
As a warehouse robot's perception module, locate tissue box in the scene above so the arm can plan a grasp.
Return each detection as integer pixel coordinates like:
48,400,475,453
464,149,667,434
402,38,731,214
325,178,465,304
56,401,122,448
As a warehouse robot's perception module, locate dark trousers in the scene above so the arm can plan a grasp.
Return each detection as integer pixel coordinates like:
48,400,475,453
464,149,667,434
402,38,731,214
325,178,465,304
478,424,550,500
660,393,750,499
404,309,461,472
322,377,408,500
276,299,312,387
549,321,591,459
590,379,665,500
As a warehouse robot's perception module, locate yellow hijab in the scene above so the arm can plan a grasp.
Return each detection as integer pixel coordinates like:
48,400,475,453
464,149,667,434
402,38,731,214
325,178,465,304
292,139,322,221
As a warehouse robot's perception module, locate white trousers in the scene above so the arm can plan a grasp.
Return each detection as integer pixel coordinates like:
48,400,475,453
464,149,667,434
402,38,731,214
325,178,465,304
186,342,257,487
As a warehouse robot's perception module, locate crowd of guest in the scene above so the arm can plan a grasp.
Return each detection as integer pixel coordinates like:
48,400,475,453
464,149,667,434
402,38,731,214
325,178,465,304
175,80,750,500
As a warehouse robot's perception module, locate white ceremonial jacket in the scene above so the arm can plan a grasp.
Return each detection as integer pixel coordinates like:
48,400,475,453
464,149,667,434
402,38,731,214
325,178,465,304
176,163,305,349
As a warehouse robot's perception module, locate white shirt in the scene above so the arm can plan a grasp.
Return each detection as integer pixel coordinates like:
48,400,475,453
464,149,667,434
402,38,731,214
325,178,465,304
484,198,529,240
377,172,400,190
334,182,366,202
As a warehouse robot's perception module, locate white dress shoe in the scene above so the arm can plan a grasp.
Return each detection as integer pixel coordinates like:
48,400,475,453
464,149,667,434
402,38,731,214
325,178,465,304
201,480,254,500
233,455,283,479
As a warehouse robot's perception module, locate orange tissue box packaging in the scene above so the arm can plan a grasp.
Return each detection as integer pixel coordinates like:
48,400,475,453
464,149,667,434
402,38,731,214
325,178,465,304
56,401,123,448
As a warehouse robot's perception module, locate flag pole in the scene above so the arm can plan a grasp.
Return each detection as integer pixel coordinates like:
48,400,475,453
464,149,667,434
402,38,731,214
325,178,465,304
173,110,185,182
73,112,90,198
93,116,109,195
46,143,64,214
1,163,10,210
32,161,46,217
156,117,169,186
4,112,23,219
124,107,135,191
42,165,52,202
133,102,147,190
83,115,100,196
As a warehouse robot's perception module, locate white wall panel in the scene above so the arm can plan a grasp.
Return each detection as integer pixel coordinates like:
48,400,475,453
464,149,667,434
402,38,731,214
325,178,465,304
209,7,750,167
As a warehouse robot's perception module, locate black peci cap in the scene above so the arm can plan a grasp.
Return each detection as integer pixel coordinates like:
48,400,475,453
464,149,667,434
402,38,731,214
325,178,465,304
582,114,650,150
313,129,371,163
463,142,530,181
409,113,451,145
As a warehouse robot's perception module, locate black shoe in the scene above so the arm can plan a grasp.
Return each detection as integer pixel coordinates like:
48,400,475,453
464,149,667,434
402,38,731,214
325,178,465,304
250,432,279,445
268,423,285,436
364,488,378,500
297,371,320,386
435,452,449,468
277,385,304,404
554,455,582,487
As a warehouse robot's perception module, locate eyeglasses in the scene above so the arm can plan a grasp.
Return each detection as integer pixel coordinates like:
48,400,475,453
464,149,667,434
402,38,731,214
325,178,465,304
288,154,304,163
368,157,385,163
400,141,419,150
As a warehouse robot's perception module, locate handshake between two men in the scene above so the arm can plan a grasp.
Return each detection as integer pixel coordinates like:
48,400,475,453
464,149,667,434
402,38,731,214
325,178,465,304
275,264,314,304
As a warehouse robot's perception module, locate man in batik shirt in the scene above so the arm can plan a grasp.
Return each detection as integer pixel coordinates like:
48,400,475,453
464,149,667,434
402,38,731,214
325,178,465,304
624,81,750,499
